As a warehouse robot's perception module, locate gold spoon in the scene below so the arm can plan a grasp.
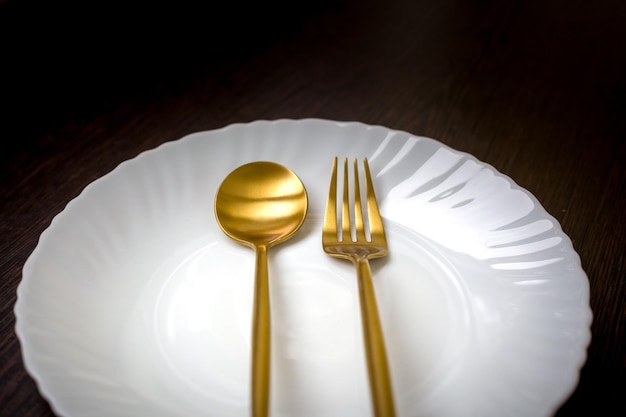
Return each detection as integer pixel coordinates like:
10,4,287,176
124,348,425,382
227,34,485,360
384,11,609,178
214,161,308,417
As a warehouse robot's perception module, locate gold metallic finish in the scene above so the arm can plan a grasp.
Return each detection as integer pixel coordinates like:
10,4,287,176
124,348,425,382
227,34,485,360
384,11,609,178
215,161,308,417
322,157,395,417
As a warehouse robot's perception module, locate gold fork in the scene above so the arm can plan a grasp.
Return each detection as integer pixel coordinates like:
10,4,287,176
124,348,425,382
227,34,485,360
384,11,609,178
322,157,396,417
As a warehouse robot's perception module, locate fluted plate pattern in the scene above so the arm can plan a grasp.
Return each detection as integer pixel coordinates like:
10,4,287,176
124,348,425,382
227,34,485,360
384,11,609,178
15,119,591,417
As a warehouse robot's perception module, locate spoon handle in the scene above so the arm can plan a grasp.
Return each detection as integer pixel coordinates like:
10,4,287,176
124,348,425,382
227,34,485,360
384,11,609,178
251,244,271,417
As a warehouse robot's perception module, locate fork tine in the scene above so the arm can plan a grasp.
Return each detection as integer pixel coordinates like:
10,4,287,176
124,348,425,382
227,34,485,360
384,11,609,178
341,157,351,242
353,158,366,241
322,157,338,242
364,158,386,242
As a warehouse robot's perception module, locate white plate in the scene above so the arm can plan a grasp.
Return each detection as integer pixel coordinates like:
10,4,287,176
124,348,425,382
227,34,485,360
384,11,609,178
15,119,592,417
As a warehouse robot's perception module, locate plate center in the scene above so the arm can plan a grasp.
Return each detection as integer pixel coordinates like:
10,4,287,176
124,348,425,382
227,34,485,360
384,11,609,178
144,220,472,414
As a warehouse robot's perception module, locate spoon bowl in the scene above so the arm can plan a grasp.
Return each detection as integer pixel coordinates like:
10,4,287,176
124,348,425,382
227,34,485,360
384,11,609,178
215,161,308,247
214,161,308,417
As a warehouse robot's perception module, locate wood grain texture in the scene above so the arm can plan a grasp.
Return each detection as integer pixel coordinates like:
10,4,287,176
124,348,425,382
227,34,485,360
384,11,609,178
1,0,624,416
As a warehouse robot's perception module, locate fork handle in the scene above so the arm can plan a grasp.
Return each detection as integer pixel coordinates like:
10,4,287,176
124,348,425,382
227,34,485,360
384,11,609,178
356,258,397,417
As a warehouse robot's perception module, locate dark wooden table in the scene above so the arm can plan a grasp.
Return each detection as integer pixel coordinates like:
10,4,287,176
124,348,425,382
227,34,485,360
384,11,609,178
1,0,624,416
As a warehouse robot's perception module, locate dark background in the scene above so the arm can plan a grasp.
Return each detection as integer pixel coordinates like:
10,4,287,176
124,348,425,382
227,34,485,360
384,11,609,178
1,0,624,416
